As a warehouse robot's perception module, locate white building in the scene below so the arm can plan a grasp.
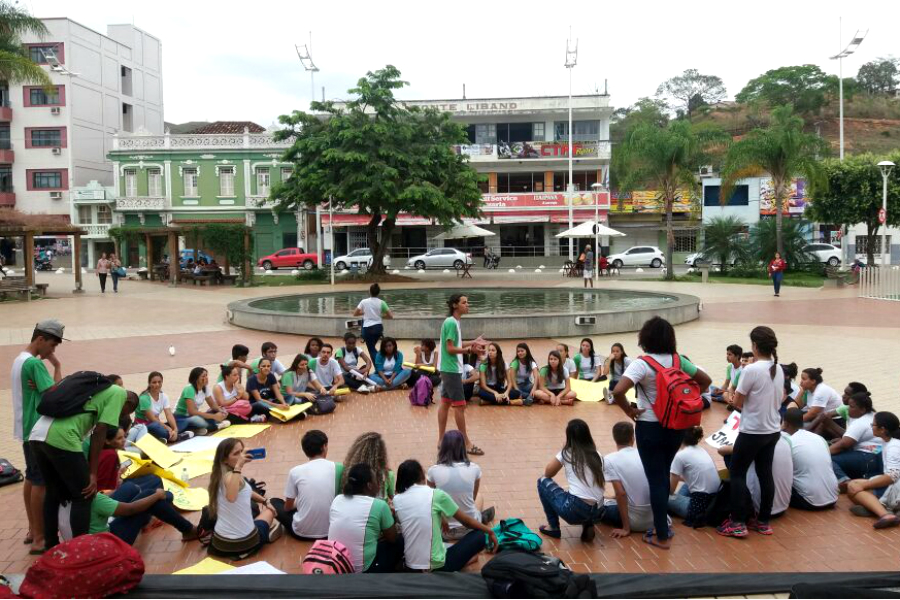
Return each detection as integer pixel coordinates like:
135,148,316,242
3,18,163,219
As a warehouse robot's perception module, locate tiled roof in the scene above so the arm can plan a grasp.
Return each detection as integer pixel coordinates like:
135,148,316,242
186,121,266,134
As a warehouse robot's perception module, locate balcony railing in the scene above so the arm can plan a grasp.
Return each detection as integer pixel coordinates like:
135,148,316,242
116,197,165,211
113,132,291,151
80,224,112,237
453,140,611,162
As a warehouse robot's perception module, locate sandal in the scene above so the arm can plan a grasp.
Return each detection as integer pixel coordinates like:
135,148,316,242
642,528,674,549
539,525,561,539
467,445,485,456
23,535,33,545
873,515,900,530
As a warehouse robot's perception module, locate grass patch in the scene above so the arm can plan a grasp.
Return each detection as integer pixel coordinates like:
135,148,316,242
670,272,826,287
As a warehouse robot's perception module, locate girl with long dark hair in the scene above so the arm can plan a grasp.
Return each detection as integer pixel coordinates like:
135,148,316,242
477,343,524,406
830,391,883,487
137,371,180,443
846,411,900,529
533,350,576,406
508,342,539,402
574,338,603,382
174,367,230,435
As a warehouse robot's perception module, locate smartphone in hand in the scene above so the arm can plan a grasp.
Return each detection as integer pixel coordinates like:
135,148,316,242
246,448,267,460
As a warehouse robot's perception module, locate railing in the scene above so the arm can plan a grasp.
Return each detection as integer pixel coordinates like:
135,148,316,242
116,197,165,210
452,140,611,162
114,132,291,151
386,245,550,260
859,266,900,301
81,224,111,237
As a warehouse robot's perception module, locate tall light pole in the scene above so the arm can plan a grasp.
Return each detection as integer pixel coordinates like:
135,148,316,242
565,32,578,261
878,161,894,267
591,182,603,281
295,31,320,110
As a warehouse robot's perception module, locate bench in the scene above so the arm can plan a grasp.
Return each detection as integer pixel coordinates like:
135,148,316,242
0,282,34,301
34,283,49,296
137,270,150,280
824,267,857,287
188,273,215,286
221,274,239,286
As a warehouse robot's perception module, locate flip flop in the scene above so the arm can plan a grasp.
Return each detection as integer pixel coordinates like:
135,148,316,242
642,529,673,550
23,536,33,545
28,548,45,556
467,445,485,456
874,515,900,530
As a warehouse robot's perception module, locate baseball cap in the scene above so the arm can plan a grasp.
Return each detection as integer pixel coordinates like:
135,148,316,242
34,319,68,342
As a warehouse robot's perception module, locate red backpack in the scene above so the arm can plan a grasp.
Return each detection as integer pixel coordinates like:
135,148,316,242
301,540,354,574
640,355,703,429
19,533,144,599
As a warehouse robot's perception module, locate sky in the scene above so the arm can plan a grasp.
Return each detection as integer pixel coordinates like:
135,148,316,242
30,0,900,127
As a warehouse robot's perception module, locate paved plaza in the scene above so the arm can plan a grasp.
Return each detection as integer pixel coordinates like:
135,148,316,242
0,273,897,575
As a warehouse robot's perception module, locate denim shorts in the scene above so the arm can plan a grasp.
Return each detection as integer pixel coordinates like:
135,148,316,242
22,442,44,485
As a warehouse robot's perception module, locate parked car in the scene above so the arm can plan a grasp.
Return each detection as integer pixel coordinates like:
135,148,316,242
179,249,213,268
333,248,391,271
607,246,665,269
257,247,318,270
406,248,473,270
806,243,841,267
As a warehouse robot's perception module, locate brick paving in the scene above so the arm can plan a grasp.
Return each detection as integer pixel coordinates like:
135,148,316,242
0,274,898,575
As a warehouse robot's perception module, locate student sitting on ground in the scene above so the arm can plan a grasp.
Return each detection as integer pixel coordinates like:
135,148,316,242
328,463,399,573
508,343,539,402
311,344,345,397
343,431,395,499
793,368,842,426
371,337,413,390
272,429,343,540
598,421,655,537
602,343,632,401
246,358,290,417
93,426,161,493
782,362,800,408
174,367,230,435
846,411,900,529
557,343,577,377
477,343,526,406
781,408,839,510
208,438,282,557
281,354,326,404
427,430,495,540
106,376,147,449
830,391,883,490
136,371,183,443
394,459,498,572
461,352,481,401
336,332,378,393
668,426,721,526
218,344,251,383
215,364,267,424
533,350,576,406
710,344,742,404
810,382,869,440
409,338,441,387
304,337,324,359
250,341,287,377
537,419,606,542
574,338,604,382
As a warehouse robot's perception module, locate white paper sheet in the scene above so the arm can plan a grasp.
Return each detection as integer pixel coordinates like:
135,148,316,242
222,561,286,575
169,436,224,453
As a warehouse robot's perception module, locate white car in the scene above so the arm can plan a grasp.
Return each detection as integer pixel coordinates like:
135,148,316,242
806,243,841,267
406,248,473,270
607,246,665,269
332,248,390,271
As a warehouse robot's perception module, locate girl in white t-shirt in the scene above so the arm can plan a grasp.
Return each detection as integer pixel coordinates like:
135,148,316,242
668,426,721,526
847,411,900,529
795,368,842,425
533,350,576,406
603,343,633,388
830,391,884,487
537,419,606,543
427,430,494,539
556,343,577,377
208,438,281,557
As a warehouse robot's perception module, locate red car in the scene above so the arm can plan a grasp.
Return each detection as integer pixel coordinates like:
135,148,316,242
257,247,318,270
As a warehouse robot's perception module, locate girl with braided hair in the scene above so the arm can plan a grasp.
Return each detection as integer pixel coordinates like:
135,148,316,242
342,432,395,499
718,325,784,539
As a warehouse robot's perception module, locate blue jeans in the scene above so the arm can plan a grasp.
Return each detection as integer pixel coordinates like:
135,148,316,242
111,271,120,292
176,414,217,433
832,450,883,483
145,421,171,441
370,369,412,390
436,529,486,572
478,383,529,405
667,484,693,519
772,271,783,294
537,477,603,531
361,324,384,362
109,482,193,545
635,421,684,540
516,380,534,401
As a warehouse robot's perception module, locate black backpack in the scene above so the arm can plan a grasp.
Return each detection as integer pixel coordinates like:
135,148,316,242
0,458,23,488
309,395,336,415
482,550,597,599
37,371,113,418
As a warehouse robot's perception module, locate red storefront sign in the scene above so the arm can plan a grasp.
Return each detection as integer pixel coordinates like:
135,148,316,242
482,192,610,210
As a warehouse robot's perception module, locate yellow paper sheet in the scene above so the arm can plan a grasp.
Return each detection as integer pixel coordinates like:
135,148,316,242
190,448,219,462
403,362,435,373
212,423,271,439
269,402,312,423
569,379,636,403
134,433,182,469
174,557,235,575
162,479,209,511
177,457,214,480
334,387,350,396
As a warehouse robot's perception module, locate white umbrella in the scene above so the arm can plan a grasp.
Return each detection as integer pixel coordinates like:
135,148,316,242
555,221,626,238
434,223,496,240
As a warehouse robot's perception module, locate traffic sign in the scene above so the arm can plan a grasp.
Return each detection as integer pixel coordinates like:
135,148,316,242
878,208,887,225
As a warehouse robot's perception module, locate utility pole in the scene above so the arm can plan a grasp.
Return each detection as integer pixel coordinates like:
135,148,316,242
295,31,320,110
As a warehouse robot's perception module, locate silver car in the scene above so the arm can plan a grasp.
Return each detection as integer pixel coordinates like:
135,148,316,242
333,248,391,271
406,248,473,270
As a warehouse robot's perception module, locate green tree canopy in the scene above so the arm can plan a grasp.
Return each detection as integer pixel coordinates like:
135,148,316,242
0,1,52,87
699,215,750,274
735,65,836,115
857,57,899,96
721,105,829,255
749,217,815,269
271,66,483,273
806,151,900,265
656,69,727,120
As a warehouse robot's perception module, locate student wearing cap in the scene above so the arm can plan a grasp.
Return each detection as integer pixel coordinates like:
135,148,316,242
10,319,65,554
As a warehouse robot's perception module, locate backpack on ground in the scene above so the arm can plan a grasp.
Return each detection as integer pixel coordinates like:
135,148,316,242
482,550,597,599
309,395,336,415
639,354,703,429
301,540,354,574
492,518,542,552
408,375,433,407
0,459,23,488
19,533,144,599
37,371,113,418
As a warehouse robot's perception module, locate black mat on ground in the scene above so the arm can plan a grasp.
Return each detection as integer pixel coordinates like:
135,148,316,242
790,583,900,599
123,571,900,599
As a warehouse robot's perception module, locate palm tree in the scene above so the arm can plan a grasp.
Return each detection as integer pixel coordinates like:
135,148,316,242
749,217,816,269
615,120,725,279
720,105,827,255
700,215,748,274
0,1,52,87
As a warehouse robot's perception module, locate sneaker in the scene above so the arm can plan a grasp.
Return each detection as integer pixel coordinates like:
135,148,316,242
250,414,267,423
850,505,874,518
716,518,748,538
602,387,612,404
216,420,231,430
195,428,209,437
268,521,284,543
748,518,773,535
357,385,370,394
176,431,194,442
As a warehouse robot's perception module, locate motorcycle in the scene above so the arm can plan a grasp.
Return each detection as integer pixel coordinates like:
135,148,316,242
484,253,500,269
35,258,53,271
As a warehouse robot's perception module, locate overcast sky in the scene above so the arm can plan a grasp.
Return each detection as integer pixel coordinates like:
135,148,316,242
31,0,900,126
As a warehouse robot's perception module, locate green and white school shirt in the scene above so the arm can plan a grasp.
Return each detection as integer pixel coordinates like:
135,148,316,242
328,494,394,573
175,384,212,416
393,484,460,571
29,385,126,453
573,353,601,380
439,316,462,374
726,363,743,388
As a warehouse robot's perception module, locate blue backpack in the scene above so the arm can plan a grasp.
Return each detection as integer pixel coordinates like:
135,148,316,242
408,375,433,407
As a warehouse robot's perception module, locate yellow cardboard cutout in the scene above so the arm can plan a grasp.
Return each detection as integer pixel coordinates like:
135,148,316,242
177,456,214,480
173,557,235,575
162,479,209,511
211,424,271,439
403,362,435,373
133,433,181,469
569,379,636,403
269,402,312,423
334,387,350,396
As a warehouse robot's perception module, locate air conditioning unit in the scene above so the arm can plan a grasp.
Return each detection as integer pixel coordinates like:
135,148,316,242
699,165,714,177
50,107,61,115
51,147,61,155
575,316,597,326
49,191,63,200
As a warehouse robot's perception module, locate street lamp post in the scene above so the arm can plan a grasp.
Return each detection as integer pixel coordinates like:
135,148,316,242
878,161,894,267
565,34,578,261
591,182,603,281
